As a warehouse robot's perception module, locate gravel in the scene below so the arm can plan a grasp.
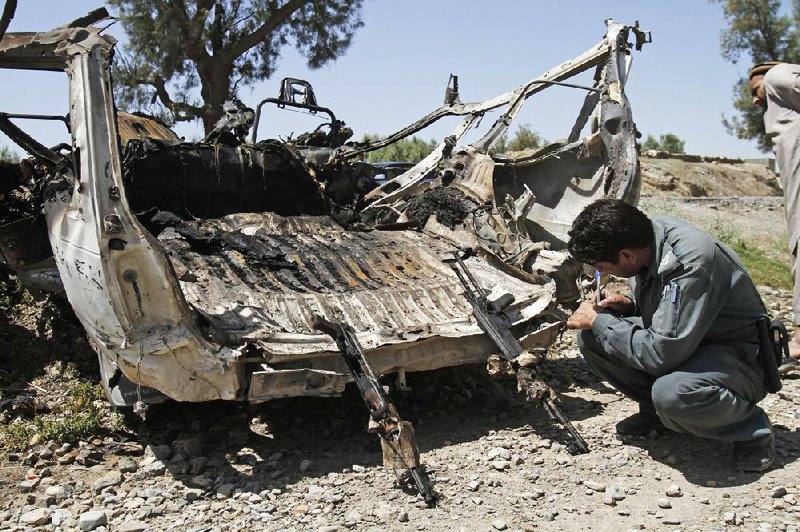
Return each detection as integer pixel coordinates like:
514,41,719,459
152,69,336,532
2,196,800,531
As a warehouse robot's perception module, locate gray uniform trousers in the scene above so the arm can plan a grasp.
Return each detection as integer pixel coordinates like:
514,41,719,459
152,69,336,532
577,318,771,442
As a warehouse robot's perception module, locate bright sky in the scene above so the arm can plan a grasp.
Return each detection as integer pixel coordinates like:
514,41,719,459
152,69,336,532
0,0,778,158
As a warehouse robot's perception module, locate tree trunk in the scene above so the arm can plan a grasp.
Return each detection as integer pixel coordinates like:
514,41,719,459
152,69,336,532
197,58,233,134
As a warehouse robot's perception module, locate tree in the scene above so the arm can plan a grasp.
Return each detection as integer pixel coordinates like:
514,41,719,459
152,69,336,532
361,135,439,163
641,133,687,154
714,0,800,151
507,124,544,152
110,0,364,133
0,144,19,163
658,133,686,154
641,134,659,151
489,133,508,156
362,123,546,162
488,124,544,155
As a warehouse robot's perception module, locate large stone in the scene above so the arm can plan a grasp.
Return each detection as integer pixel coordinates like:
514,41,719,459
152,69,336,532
190,457,208,474
665,484,683,497
324,490,344,504
118,458,138,473
771,486,788,498
487,448,512,461
374,505,394,521
344,509,362,525
58,453,77,465
491,460,511,471
20,508,51,526
723,512,737,525
184,488,204,501
34,494,56,507
172,437,203,457
92,471,123,492
189,475,214,490
290,504,309,515
79,510,108,531
144,444,172,461
216,483,237,498
45,484,72,502
18,478,40,492
584,481,606,492
50,509,74,526
76,449,103,466
136,460,166,478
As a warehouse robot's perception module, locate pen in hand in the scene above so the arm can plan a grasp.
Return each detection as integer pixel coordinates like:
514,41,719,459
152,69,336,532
595,270,602,305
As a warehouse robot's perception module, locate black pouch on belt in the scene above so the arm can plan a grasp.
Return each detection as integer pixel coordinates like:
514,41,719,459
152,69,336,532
757,317,788,393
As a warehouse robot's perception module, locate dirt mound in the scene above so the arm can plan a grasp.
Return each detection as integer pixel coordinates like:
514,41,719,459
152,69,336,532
641,157,781,198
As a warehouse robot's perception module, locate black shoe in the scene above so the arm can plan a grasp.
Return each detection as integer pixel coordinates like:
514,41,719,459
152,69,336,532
733,432,775,472
615,412,664,436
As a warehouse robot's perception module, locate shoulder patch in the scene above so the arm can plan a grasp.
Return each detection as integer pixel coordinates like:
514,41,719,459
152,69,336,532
657,248,680,275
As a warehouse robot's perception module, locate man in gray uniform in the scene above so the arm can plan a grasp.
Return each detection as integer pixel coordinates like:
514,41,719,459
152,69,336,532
750,61,800,367
566,199,774,472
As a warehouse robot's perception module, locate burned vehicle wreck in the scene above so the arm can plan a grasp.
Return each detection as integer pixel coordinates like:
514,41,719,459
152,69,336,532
0,14,646,417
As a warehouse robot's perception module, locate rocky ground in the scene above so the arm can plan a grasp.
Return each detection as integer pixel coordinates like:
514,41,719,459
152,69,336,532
640,158,780,198
2,193,800,532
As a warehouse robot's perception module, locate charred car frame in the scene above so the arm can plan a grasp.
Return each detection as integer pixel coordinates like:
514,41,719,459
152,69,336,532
0,12,648,412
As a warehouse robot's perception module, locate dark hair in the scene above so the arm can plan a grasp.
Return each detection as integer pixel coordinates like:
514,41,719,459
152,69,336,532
567,199,654,265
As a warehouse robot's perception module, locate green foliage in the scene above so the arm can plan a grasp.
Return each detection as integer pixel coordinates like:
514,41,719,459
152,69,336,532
728,238,793,289
722,77,773,152
714,0,800,151
0,144,19,162
0,380,117,451
2,422,34,450
489,124,544,155
68,380,104,411
489,133,508,156
642,134,659,151
708,218,792,289
658,133,686,154
507,124,544,152
363,123,545,162
715,0,796,63
361,134,438,163
32,411,103,444
110,0,364,132
641,133,686,153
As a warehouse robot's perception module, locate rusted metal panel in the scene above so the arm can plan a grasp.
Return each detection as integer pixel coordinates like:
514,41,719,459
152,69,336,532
117,112,180,145
158,212,555,357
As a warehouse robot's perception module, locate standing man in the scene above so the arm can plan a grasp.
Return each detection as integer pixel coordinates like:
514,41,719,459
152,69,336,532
750,61,800,369
566,199,774,472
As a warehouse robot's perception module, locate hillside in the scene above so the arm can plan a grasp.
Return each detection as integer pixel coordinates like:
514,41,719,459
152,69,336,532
641,156,781,198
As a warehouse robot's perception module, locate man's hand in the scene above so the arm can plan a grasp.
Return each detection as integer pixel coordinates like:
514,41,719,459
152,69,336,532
597,290,635,315
566,301,599,330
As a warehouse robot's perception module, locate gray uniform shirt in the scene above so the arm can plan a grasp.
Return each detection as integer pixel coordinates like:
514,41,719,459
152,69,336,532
764,63,800,251
591,216,764,376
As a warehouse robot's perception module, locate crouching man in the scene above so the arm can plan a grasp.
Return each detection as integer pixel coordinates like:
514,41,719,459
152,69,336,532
566,199,774,472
